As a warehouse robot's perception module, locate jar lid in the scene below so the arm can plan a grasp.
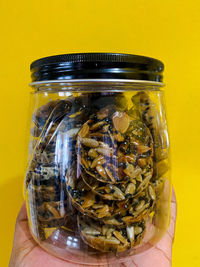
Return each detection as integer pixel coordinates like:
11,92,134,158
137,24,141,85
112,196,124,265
30,53,164,83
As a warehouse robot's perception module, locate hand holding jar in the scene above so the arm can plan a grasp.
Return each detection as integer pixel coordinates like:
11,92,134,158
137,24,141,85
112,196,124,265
20,53,173,265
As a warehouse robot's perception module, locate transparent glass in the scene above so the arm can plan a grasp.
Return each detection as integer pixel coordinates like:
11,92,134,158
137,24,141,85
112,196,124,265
25,81,171,265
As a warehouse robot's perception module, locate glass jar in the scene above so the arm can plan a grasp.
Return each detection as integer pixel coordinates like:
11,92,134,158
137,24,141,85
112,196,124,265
25,53,171,265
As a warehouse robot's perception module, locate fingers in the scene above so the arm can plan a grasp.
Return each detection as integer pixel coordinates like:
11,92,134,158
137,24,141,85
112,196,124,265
10,191,177,267
167,186,177,239
9,202,36,267
171,187,176,204
16,201,28,222
15,201,33,243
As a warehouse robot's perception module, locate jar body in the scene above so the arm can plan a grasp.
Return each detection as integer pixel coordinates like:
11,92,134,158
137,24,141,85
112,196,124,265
25,81,171,265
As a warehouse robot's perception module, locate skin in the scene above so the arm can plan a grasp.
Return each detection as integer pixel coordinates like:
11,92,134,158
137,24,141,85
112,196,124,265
9,189,177,267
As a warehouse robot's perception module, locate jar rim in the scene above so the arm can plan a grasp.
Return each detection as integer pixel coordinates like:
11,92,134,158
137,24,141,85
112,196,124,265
30,79,164,87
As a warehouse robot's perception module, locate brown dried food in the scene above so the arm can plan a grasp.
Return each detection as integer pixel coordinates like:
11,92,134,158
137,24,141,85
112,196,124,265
153,159,169,179
81,138,99,148
78,215,146,252
82,173,125,200
28,184,59,202
26,163,69,231
102,184,156,226
26,93,166,254
112,111,130,133
38,201,66,219
77,107,153,184
67,177,112,219
78,122,90,138
81,172,151,201
26,100,74,188
67,172,155,223
131,92,169,162
32,100,60,128
28,199,68,228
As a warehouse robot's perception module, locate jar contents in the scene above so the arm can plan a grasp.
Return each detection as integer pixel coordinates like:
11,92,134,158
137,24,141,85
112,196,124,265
25,92,169,255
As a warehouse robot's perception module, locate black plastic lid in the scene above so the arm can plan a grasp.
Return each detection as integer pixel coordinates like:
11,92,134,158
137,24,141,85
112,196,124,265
30,53,164,83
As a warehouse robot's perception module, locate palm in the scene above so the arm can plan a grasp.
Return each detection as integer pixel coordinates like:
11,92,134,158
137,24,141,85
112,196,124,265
9,190,176,267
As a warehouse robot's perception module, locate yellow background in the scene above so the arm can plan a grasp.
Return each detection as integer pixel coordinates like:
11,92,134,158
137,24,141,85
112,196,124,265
0,0,199,266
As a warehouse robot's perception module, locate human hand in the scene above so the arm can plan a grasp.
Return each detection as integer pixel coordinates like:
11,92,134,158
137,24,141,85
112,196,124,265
9,189,177,267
